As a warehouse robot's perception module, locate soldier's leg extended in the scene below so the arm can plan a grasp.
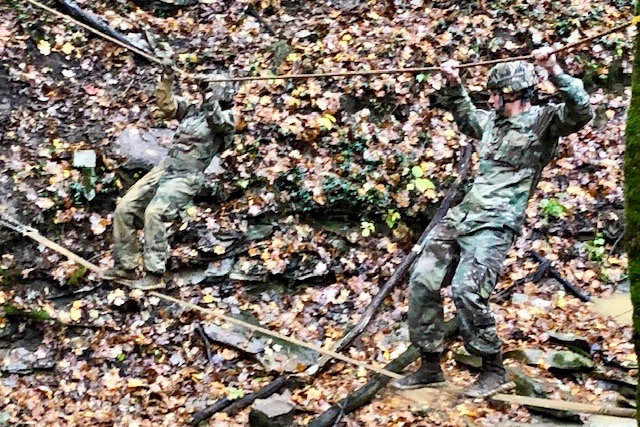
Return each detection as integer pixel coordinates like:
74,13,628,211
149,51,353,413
392,222,460,390
143,172,204,274
109,166,166,277
452,228,514,397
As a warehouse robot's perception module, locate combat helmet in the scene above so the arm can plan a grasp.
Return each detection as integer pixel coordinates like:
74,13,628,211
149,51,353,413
487,61,538,94
202,72,238,103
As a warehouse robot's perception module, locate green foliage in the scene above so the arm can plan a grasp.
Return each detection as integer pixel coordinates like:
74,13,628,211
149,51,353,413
274,167,314,212
539,198,567,219
67,266,88,287
585,234,606,262
384,209,401,229
227,386,245,399
361,221,375,237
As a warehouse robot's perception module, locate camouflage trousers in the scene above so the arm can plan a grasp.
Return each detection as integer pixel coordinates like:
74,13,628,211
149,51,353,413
408,221,513,357
112,164,204,273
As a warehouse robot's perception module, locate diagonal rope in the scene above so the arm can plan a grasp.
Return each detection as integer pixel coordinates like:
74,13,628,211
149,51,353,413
0,208,636,418
20,0,640,83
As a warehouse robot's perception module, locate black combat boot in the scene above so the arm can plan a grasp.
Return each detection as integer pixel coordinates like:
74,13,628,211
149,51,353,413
391,352,445,390
465,352,514,398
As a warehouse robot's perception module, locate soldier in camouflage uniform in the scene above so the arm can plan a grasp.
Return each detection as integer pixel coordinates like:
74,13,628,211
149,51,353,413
392,47,593,397
104,61,237,286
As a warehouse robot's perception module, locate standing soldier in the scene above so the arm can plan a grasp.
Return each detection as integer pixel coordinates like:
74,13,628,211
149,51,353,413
392,47,594,397
104,62,237,287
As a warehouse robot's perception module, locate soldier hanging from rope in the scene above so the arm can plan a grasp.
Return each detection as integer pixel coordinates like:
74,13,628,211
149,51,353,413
391,46,594,397
104,61,238,288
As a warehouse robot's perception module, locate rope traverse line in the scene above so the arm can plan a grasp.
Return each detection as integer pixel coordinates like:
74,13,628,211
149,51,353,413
0,209,636,418
0,210,403,379
21,0,639,83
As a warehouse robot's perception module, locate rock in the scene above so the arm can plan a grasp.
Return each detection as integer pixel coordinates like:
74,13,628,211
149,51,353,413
504,348,546,366
203,322,265,355
548,331,591,354
204,258,235,279
453,347,482,369
203,316,319,373
73,150,96,168
509,367,581,422
249,391,295,427
546,350,595,371
511,293,529,304
114,127,174,169
0,347,55,374
589,370,637,399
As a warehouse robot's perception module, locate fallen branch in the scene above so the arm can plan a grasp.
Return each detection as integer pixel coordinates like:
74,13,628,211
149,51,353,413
191,398,232,425
494,256,550,303
530,251,591,302
244,5,277,36
191,376,288,425
316,143,473,368
54,0,153,61
195,323,214,366
308,320,459,427
308,347,419,427
188,145,474,424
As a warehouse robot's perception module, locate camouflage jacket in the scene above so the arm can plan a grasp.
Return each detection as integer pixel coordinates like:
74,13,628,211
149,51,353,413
439,73,594,234
155,72,236,173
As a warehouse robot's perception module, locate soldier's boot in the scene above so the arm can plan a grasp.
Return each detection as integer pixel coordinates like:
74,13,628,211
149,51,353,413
465,352,515,398
390,352,445,390
103,266,137,281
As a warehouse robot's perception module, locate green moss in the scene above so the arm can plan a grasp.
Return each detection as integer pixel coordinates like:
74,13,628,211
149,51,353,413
3,304,50,321
624,6,640,422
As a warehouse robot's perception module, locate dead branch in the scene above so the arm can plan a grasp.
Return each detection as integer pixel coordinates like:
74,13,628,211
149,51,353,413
54,0,153,61
530,251,591,302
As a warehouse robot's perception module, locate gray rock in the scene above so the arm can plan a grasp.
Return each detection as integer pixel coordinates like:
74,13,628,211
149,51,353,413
509,367,581,422
511,293,530,304
0,347,55,374
453,347,482,369
114,127,173,169
548,331,591,354
73,150,96,168
504,348,546,366
249,391,295,427
204,258,235,279
546,350,594,371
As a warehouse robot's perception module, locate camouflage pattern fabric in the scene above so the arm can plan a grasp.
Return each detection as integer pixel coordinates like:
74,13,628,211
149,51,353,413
486,61,538,93
408,72,593,357
112,70,235,273
409,223,513,356
439,73,593,235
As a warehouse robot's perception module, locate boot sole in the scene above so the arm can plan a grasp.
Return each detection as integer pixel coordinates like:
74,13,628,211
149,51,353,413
464,380,516,398
390,380,447,391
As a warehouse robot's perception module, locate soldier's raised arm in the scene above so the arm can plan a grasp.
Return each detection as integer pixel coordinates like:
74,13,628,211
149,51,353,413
200,74,237,137
155,59,190,121
533,47,594,137
436,59,494,141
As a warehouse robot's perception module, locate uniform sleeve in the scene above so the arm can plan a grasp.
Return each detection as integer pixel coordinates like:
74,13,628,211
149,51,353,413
204,101,236,135
204,101,236,152
155,71,190,121
436,83,494,141
548,73,594,137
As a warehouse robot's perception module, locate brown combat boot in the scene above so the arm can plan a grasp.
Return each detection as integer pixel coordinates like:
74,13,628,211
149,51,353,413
391,352,445,390
465,352,515,398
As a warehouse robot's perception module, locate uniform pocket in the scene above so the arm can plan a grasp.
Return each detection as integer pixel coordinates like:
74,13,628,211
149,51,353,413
492,129,534,167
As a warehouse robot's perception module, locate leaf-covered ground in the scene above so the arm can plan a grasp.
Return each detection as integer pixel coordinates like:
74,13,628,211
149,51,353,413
0,0,637,425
